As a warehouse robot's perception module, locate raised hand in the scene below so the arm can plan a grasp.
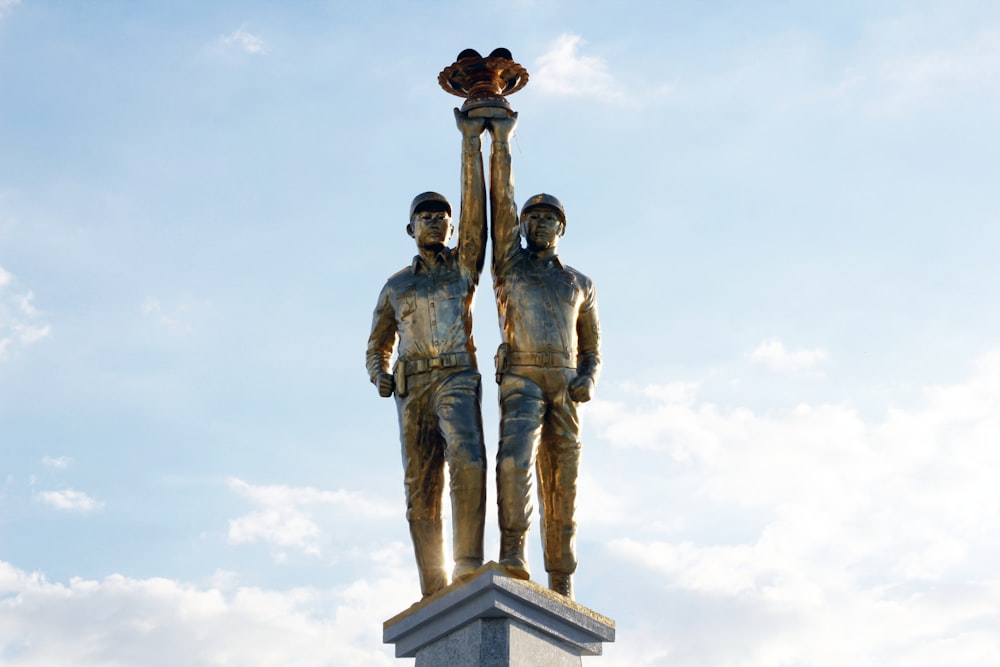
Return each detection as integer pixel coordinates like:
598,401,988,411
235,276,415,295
454,108,487,138
488,111,518,143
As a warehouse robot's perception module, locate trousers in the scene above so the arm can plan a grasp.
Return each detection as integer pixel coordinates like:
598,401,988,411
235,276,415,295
496,366,580,575
396,366,487,595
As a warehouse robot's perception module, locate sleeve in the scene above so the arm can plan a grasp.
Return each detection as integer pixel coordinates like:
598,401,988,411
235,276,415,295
489,138,520,282
457,135,487,284
576,280,601,384
365,283,397,383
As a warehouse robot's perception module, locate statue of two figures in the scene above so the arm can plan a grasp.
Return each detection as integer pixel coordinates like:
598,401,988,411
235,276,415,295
366,49,601,602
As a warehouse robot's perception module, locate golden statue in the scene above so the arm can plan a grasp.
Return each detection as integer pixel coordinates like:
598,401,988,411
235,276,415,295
368,48,599,602
365,110,489,598
488,113,601,601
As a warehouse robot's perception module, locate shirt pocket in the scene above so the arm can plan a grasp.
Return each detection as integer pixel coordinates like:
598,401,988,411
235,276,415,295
432,275,466,327
397,282,418,320
553,276,579,308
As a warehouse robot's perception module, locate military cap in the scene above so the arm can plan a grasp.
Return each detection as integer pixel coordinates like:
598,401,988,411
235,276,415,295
410,191,452,218
520,193,566,222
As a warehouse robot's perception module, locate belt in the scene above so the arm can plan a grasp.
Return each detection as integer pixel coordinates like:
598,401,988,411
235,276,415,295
401,351,474,375
508,351,577,368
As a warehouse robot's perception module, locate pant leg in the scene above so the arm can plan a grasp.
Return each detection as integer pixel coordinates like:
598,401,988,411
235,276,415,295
497,371,547,536
537,368,581,575
435,369,487,564
397,379,447,595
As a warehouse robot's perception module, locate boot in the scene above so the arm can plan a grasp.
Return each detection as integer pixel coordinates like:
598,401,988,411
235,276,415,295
450,467,486,584
499,531,530,580
409,518,447,597
548,572,573,600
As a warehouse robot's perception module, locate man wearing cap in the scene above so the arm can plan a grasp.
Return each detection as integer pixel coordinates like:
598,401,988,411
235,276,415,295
365,111,488,598
486,114,601,600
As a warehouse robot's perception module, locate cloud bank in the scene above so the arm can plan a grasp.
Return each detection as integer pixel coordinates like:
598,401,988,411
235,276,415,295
227,478,397,559
749,338,828,375
0,561,407,667
587,350,1000,666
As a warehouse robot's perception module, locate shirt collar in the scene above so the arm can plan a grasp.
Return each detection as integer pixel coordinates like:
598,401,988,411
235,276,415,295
528,247,563,268
411,249,450,273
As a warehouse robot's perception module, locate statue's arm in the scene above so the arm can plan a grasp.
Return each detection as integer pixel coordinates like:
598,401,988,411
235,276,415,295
366,283,397,396
454,110,487,282
569,281,601,403
489,114,520,281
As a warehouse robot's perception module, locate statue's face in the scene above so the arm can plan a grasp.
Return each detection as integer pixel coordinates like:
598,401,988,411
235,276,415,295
409,207,453,248
520,206,564,250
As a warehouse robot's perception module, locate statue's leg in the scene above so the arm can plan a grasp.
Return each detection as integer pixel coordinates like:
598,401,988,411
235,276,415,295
537,368,581,599
399,378,447,597
436,368,487,583
496,370,545,580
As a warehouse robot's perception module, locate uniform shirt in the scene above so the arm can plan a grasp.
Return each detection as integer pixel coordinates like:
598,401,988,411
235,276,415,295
488,139,601,383
366,138,486,385
494,247,601,379
366,249,480,383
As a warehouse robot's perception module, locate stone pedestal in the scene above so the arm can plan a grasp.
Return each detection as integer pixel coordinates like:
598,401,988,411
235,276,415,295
383,562,615,666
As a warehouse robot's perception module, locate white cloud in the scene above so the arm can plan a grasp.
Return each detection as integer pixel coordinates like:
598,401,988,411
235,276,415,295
41,456,73,469
0,560,408,667
585,350,1000,666
36,488,104,512
749,338,828,375
220,28,269,56
532,34,633,105
15,289,38,316
227,478,397,558
141,296,206,335
0,0,20,19
790,21,1000,114
11,320,51,343
870,27,1000,112
0,267,52,361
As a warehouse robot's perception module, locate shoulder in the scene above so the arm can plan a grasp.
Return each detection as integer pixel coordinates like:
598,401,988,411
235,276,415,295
562,264,595,290
499,245,529,270
384,265,415,291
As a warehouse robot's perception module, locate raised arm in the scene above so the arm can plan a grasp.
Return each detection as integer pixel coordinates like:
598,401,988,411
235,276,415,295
488,113,520,281
454,110,487,283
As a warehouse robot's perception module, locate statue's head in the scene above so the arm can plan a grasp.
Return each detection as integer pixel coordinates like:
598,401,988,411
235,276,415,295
519,193,565,251
407,192,453,248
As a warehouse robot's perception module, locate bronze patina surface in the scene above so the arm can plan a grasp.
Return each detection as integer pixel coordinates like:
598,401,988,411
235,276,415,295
487,113,601,602
369,51,601,603
366,111,490,598
438,48,528,117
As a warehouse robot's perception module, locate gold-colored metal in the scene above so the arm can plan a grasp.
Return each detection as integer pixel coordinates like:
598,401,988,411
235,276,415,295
369,52,600,602
438,48,528,117
487,113,601,601
366,111,490,598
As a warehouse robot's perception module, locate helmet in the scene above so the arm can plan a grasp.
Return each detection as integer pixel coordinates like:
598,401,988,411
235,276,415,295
520,193,565,223
410,192,452,219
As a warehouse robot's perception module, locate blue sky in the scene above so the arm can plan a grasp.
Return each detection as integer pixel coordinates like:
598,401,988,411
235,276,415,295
2,1,999,665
